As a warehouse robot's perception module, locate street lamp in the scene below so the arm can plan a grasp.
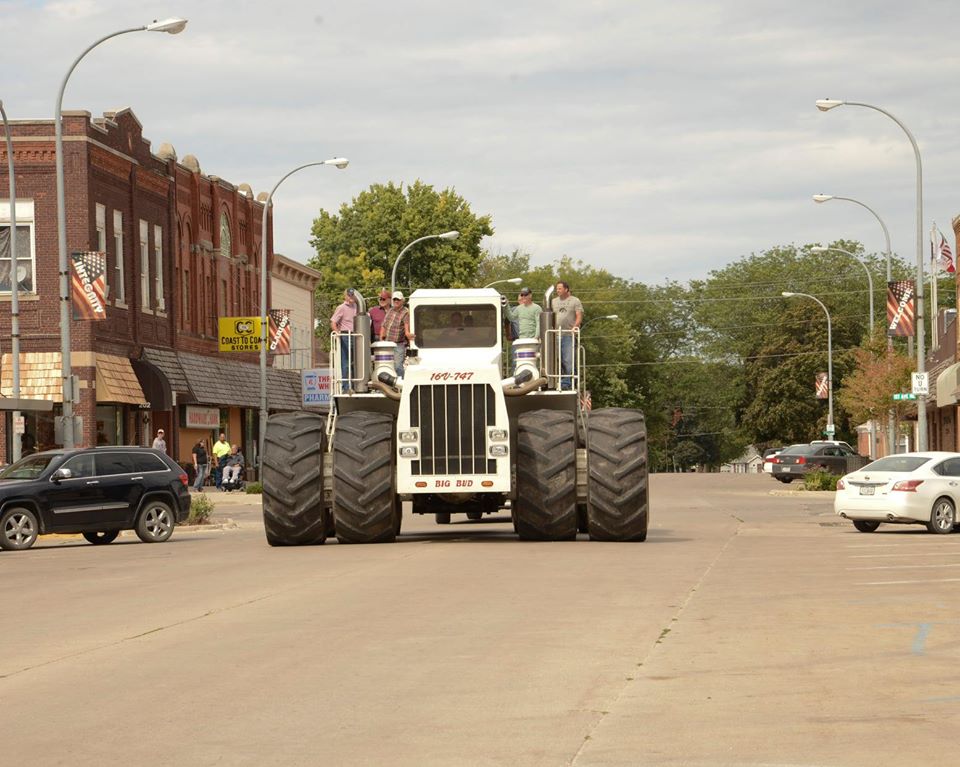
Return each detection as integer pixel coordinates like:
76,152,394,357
810,246,874,333
55,18,188,448
812,194,896,455
1,100,22,461
812,194,892,282
816,97,928,449
483,278,522,289
257,157,349,469
389,231,460,295
811,246,879,457
783,292,834,438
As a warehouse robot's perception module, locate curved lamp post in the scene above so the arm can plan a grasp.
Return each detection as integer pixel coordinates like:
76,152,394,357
55,18,188,449
812,245,879,456
390,231,459,295
1,100,21,461
812,194,892,282
483,277,522,289
816,98,927,450
783,291,834,439
810,246,874,333
581,314,619,330
258,157,349,469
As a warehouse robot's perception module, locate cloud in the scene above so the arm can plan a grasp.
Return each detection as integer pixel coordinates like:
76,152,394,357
4,0,960,286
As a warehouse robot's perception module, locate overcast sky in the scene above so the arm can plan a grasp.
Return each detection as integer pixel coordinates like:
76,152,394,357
4,0,960,284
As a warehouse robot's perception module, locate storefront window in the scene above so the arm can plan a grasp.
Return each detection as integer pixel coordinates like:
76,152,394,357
8,405,62,459
96,405,124,445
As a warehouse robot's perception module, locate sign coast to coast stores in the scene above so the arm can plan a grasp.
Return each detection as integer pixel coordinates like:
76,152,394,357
218,312,293,353
219,316,262,353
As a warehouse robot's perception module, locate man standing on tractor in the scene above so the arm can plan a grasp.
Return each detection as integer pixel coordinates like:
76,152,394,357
551,280,582,390
381,290,412,377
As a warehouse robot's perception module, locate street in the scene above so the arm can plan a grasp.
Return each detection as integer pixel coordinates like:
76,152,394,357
3,473,960,766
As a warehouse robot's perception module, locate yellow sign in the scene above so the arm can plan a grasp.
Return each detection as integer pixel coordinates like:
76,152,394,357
218,316,263,352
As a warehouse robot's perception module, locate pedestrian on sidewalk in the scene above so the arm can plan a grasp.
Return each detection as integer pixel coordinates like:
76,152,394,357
222,445,245,490
151,429,167,453
192,439,209,492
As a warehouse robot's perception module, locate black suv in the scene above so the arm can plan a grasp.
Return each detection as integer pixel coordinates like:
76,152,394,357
0,447,191,551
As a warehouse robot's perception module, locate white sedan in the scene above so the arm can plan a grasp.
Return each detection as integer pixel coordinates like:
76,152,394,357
834,452,960,534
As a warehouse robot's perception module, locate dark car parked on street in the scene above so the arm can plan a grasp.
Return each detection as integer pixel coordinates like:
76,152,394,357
772,442,870,483
0,447,190,551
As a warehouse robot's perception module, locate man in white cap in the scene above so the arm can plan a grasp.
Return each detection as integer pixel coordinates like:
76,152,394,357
152,428,167,453
380,290,412,376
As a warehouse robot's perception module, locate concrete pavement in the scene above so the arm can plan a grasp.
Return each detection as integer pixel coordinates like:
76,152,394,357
3,474,958,765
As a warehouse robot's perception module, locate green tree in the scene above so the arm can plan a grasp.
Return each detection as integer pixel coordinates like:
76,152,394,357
690,241,912,444
309,181,494,319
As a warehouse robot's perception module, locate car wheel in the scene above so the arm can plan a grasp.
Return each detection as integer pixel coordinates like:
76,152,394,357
82,530,120,545
436,512,451,525
136,500,175,543
853,520,880,533
0,507,39,551
927,498,956,535
776,477,793,484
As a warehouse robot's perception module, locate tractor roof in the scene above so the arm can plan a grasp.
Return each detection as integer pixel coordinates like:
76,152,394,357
409,288,501,301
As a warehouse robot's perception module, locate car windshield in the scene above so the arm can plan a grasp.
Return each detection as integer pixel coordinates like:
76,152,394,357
0,453,59,480
414,304,498,348
862,456,931,473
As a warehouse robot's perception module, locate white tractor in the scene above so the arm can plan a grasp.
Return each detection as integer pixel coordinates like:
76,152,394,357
262,287,648,544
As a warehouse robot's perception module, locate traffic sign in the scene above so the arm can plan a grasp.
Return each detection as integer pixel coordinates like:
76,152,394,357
893,393,918,401
911,372,929,396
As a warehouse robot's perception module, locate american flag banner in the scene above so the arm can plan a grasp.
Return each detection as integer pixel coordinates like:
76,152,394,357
937,228,956,274
268,309,292,354
70,251,107,321
580,390,592,411
815,372,829,400
886,280,915,337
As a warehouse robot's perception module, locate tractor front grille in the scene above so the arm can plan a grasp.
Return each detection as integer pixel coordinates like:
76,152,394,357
409,383,496,475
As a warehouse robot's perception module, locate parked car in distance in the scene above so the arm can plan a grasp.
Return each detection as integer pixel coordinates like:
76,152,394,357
0,447,190,551
834,452,960,534
763,444,805,475
771,442,869,483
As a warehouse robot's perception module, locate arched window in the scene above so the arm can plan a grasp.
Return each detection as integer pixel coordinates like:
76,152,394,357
219,212,231,260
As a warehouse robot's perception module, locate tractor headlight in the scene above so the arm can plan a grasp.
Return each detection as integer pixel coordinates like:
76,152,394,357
489,444,508,457
488,429,508,441
399,446,419,458
399,430,419,443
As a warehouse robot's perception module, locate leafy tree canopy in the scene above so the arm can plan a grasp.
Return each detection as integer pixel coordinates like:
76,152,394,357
309,180,494,317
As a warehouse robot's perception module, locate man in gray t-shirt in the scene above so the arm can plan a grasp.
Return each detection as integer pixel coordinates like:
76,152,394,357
550,281,583,390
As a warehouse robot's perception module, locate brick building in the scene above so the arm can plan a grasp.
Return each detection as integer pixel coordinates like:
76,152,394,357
0,108,306,471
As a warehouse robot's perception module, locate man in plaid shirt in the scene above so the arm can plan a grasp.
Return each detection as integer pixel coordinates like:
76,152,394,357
380,290,412,376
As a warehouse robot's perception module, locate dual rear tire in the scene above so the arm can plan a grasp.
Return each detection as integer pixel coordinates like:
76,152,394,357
513,407,649,542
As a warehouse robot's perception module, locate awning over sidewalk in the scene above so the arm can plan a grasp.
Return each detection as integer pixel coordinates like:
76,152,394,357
137,347,303,411
95,354,148,405
937,362,960,408
0,352,62,401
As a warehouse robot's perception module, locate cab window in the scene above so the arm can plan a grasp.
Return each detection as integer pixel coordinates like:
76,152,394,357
414,304,498,348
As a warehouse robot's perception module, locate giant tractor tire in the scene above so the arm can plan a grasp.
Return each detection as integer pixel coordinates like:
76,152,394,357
332,412,398,544
262,411,329,546
513,410,578,541
586,407,649,542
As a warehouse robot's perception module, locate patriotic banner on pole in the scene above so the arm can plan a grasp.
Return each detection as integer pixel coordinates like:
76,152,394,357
937,228,955,274
70,251,107,321
268,309,292,354
886,280,915,337
815,372,829,400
